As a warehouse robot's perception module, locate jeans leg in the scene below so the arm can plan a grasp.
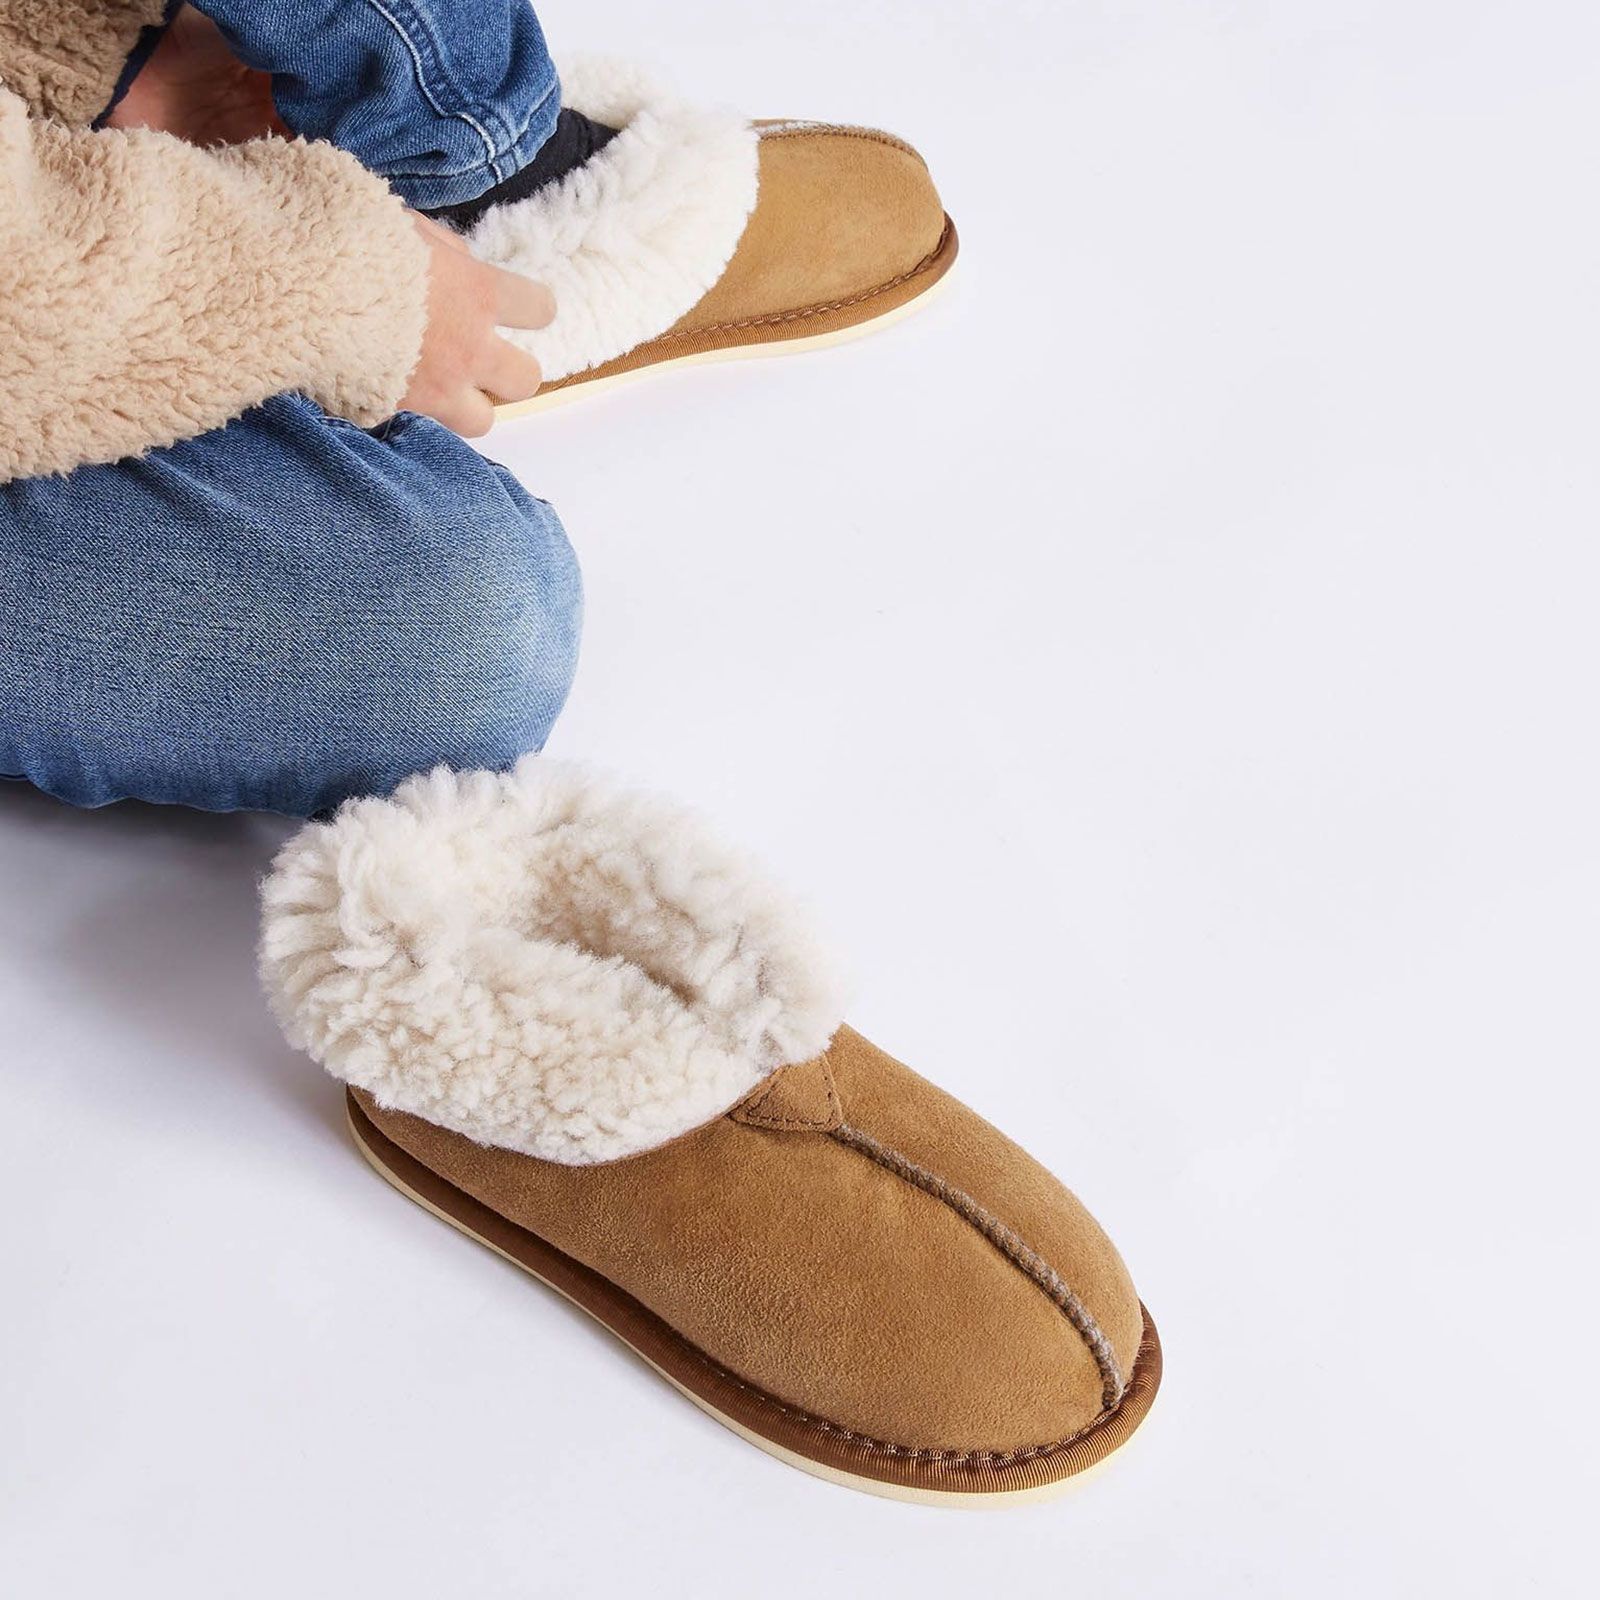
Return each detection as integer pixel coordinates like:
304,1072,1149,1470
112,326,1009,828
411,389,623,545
0,397,583,816
189,0,561,209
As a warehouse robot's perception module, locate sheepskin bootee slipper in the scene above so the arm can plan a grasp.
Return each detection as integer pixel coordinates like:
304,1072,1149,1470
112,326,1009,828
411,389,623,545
470,58,958,414
259,761,1159,1504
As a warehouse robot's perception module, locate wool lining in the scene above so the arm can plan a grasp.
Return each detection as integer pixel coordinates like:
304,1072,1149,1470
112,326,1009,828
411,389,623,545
466,56,759,383
259,759,846,1164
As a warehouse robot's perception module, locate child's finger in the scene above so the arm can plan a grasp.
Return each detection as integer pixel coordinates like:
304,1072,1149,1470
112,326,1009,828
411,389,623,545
491,268,557,330
434,387,496,439
479,337,543,405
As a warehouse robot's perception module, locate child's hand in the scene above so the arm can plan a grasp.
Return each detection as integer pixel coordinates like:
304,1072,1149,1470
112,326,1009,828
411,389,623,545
105,8,552,437
402,217,554,436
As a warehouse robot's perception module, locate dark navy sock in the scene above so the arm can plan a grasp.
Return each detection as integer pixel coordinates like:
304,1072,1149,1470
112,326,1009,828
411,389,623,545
425,108,619,230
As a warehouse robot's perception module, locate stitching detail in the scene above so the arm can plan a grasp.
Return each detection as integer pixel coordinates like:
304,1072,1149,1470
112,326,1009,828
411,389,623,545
674,219,952,340
738,1098,831,1131
677,1334,1139,1467
375,75,559,178
359,0,505,181
757,123,924,163
355,1098,1145,1471
829,1123,1126,1411
734,1058,842,1131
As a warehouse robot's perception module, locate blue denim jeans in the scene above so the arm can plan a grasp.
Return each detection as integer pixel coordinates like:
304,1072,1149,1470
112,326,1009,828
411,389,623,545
2,3,581,817
0,397,583,815
179,0,561,209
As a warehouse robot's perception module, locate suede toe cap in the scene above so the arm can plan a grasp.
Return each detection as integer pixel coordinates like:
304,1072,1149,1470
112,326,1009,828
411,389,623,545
824,1026,1149,1396
672,123,951,336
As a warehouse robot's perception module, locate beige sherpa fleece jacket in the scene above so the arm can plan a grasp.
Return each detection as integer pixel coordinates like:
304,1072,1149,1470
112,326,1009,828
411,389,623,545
0,0,429,484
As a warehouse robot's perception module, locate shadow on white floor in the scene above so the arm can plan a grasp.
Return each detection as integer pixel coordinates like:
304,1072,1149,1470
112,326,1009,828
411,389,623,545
0,783,334,1146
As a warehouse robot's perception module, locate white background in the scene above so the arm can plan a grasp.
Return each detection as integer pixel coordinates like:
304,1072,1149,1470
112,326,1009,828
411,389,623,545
2,1,1596,1593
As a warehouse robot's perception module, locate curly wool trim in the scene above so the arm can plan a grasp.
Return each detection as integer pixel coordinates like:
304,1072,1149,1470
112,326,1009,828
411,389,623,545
259,760,846,1165
466,56,759,383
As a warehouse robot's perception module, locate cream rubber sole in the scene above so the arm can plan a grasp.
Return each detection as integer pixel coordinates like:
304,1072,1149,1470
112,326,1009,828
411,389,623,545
493,270,954,422
348,1096,1142,1507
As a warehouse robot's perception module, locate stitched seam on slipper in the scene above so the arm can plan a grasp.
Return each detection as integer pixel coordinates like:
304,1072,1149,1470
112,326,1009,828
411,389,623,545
829,1122,1126,1412
741,1110,833,1130
668,218,953,341
653,1291,1142,1467
353,1100,1138,1469
505,1223,1140,1466
734,1062,842,1131
670,1300,1143,1467
757,123,924,163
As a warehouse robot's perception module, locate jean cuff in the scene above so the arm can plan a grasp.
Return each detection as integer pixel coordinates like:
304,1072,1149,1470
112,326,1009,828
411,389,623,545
382,75,562,210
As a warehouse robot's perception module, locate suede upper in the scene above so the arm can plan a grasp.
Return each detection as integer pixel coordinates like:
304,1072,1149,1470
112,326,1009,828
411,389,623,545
354,1025,1145,1459
537,122,956,395
678,123,950,335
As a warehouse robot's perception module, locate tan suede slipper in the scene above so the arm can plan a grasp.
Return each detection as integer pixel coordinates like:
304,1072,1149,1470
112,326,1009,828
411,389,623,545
260,762,1159,1505
468,59,957,415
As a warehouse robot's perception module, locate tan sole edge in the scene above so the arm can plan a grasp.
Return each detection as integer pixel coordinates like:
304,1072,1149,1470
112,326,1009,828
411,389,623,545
493,256,956,422
348,1098,1156,1507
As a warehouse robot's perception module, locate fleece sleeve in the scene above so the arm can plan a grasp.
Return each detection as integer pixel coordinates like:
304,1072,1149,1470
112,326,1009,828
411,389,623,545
0,87,430,483
0,1,170,127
